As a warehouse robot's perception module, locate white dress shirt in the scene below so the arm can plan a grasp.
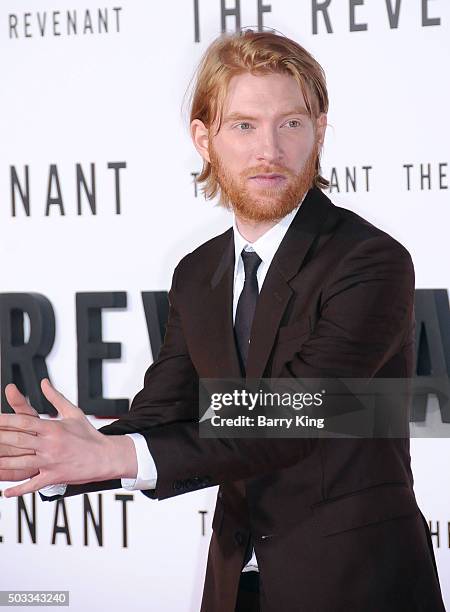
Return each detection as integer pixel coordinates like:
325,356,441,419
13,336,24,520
40,196,305,571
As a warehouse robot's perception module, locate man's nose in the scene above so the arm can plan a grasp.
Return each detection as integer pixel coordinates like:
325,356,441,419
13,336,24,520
255,127,283,164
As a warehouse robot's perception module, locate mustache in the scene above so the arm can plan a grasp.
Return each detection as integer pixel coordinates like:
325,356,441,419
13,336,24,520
242,165,294,179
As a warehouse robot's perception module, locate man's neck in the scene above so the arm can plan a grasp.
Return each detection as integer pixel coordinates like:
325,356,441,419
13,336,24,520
234,215,278,243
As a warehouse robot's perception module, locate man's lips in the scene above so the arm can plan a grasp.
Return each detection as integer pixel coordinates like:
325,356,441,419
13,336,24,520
248,173,287,187
250,173,285,178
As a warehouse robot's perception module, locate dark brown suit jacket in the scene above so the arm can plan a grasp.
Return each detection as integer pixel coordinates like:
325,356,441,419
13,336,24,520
45,187,445,611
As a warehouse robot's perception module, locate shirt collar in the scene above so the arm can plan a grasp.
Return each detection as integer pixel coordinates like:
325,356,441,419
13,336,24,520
232,192,307,267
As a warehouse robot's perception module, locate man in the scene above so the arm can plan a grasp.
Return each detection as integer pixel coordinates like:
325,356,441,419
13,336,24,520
0,31,445,611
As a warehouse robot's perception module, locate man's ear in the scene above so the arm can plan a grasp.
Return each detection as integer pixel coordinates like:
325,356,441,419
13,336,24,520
191,119,211,163
315,113,327,148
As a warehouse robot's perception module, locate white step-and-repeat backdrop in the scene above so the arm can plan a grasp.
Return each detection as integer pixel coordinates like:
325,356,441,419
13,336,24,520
1,1,449,610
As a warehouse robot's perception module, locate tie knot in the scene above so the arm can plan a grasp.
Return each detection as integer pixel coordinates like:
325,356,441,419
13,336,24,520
241,249,262,279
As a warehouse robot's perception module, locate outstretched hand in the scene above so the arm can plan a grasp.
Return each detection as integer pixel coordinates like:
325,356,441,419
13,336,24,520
0,379,136,498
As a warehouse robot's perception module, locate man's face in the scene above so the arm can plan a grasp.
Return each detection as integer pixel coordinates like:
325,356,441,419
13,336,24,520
206,72,326,222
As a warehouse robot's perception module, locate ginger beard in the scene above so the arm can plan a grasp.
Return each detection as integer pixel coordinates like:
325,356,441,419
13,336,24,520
208,135,319,222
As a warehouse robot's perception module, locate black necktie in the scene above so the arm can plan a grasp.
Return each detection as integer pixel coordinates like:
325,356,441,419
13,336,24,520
234,249,262,374
234,249,262,570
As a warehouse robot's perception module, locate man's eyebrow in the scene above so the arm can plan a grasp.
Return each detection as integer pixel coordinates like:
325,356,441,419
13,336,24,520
223,107,310,123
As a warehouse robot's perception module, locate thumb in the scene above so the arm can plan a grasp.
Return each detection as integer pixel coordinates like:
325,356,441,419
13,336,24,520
4,384,39,418
40,378,83,418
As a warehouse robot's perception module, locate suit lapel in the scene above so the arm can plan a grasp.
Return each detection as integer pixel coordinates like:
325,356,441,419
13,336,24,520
203,231,242,378
246,187,336,378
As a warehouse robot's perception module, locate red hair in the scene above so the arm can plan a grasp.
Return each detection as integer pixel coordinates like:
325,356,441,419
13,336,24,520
189,30,329,200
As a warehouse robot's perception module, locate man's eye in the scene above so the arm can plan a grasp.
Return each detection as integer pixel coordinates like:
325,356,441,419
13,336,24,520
237,122,252,130
286,120,302,128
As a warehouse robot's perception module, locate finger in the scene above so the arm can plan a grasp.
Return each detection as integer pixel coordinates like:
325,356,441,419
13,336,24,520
0,468,39,482
0,443,36,457
0,430,39,451
4,384,39,417
0,413,44,434
3,473,49,498
40,378,82,418
0,455,40,470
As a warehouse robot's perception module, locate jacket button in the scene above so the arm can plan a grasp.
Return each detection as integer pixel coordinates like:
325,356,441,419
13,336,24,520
234,531,245,546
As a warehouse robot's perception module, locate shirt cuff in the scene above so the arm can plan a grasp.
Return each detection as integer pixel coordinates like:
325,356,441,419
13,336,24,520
39,483,68,497
120,433,158,491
